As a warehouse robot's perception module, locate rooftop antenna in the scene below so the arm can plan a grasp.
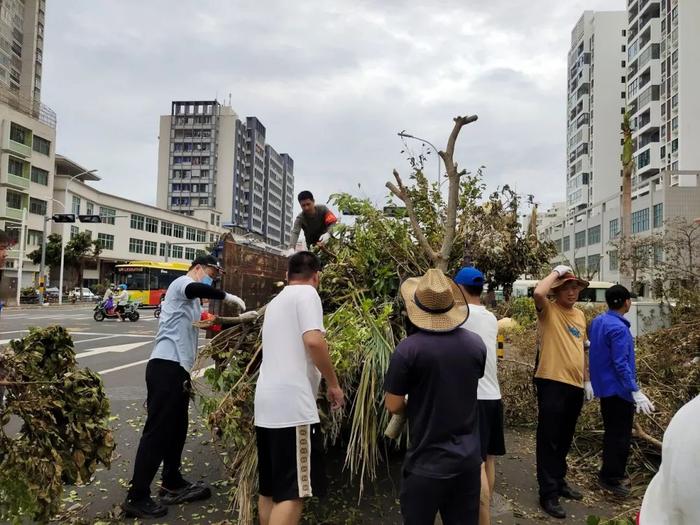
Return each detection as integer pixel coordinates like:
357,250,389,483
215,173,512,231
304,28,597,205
228,93,232,107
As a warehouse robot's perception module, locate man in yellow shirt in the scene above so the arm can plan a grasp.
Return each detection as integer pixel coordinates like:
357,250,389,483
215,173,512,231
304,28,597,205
533,265,591,519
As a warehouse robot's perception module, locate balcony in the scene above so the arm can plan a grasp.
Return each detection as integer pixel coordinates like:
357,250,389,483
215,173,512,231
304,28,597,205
1,206,24,221
4,173,31,191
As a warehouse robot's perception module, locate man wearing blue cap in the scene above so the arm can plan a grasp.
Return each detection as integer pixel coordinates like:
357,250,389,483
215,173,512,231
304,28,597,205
455,267,505,525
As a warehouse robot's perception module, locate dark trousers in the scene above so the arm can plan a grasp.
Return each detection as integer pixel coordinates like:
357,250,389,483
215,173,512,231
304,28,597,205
400,467,481,525
128,359,191,500
600,395,635,483
535,378,584,500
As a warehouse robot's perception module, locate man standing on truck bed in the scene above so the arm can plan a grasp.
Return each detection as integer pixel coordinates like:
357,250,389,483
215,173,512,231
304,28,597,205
285,191,337,255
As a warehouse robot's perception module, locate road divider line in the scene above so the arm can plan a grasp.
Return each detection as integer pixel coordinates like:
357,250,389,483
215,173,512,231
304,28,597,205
98,359,150,375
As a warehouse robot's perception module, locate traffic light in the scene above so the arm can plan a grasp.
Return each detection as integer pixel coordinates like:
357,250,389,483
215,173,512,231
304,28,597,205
52,214,76,223
78,215,102,223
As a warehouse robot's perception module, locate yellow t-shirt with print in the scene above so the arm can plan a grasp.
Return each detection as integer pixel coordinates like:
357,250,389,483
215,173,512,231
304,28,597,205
535,301,586,388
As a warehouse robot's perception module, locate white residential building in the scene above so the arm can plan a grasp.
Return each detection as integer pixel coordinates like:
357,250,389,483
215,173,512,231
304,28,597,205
53,155,228,289
566,11,627,218
0,92,55,294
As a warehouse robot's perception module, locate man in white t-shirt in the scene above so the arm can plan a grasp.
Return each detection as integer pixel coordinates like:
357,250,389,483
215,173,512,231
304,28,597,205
254,251,345,525
455,266,505,525
639,394,700,525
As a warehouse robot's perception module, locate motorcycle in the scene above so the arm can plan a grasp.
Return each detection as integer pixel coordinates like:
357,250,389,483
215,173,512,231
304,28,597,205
93,300,141,322
154,303,161,318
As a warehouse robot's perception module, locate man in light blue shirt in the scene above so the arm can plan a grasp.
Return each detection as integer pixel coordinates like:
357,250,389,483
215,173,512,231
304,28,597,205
589,284,654,497
123,255,254,519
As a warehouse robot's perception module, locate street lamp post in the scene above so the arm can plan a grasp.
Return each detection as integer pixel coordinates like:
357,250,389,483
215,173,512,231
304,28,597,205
398,131,441,186
58,170,97,304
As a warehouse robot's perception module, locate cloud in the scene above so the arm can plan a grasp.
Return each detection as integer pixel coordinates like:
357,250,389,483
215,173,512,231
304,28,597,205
42,0,624,216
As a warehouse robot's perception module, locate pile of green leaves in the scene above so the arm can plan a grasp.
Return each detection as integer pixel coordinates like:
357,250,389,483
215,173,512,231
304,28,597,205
0,326,115,523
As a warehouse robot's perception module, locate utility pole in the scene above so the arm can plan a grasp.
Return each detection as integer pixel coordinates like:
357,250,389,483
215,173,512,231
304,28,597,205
38,215,50,305
15,207,27,306
164,241,170,262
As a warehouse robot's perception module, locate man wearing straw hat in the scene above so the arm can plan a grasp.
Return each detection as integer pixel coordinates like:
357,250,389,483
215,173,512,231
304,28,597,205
532,265,591,519
385,268,486,525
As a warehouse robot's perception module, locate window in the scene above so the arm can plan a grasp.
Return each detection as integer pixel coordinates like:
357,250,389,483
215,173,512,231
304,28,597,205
10,122,29,144
185,227,196,241
30,166,48,185
653,203,663,228
199,197,208,206
574,257,586,273
196,229,206,242
185,247,196,260
86,202,94,215
654,245,663,264
144,240,157,255
145,217,158,233
587,225,601,245
563,236,570,252
173,224,184,238
609,218,620,239
159,243,170,257
26,229,42,246
554,238,562,253
72,195,81,215
632,208,650,233
171,245,183,259
8,157,24,177
575,231,586,249
32,135,51,155
609,250,619,271
161,221,173,236
6,190,22,209
97,233,114,250
587,254,601,273
129,238,144,253
29,197,47,215
70,226,79,239
100,207,116,225
130,214,144,230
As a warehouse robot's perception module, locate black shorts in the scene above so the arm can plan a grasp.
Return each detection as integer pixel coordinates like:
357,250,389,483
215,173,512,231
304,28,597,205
256,423,327,503
478,399,506,461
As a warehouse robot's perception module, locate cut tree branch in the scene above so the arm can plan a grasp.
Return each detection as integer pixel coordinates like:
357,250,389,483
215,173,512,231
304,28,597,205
633,421,663,448
386,169,438,262
437,115,478,270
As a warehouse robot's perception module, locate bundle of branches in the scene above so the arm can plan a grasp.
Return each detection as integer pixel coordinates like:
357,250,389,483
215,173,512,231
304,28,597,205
500,299,700,484
0,326,115,523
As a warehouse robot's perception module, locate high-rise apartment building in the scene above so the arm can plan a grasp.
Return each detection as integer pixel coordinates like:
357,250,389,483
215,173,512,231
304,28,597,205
0,0,45,103
156,100,294,247
627,0,700,182
566,11,627,217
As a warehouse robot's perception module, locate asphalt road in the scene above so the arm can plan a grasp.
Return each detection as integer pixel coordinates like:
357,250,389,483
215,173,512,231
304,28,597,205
0,304,232,524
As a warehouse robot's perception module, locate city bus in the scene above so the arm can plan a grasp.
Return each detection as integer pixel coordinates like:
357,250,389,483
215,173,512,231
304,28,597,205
115,261,190,307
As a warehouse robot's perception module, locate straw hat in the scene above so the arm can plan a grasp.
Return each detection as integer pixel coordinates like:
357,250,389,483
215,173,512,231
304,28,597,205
400,268,469,332
550,271,589,290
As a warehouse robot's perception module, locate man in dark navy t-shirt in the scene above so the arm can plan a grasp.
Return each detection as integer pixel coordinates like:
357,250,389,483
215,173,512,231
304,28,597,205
385,269,486,525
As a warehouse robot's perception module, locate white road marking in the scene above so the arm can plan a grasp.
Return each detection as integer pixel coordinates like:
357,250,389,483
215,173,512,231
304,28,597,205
73,335,117,345
77,341,150,359
98,359,150,375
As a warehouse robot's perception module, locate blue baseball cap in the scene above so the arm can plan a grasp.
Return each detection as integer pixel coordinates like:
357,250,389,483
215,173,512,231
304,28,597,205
454,266,485,286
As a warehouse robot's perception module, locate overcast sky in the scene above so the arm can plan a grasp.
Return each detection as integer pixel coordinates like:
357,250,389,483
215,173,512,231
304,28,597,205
43,0,624,217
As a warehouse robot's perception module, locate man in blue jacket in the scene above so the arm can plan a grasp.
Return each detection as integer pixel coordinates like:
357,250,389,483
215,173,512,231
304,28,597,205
589,284,655,497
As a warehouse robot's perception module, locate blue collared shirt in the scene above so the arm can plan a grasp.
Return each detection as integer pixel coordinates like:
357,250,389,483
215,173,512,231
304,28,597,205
589,310,638,402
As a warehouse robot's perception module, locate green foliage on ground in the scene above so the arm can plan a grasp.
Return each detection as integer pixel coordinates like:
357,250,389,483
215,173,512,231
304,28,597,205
0,326,115,523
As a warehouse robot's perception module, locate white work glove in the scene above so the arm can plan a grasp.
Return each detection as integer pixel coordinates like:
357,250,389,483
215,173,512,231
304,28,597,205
223,293,246,311
284,248,296,257
584,381,595,402
319,232,331,243
632,390,655,415
239,311,259,322
553,264,573,277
